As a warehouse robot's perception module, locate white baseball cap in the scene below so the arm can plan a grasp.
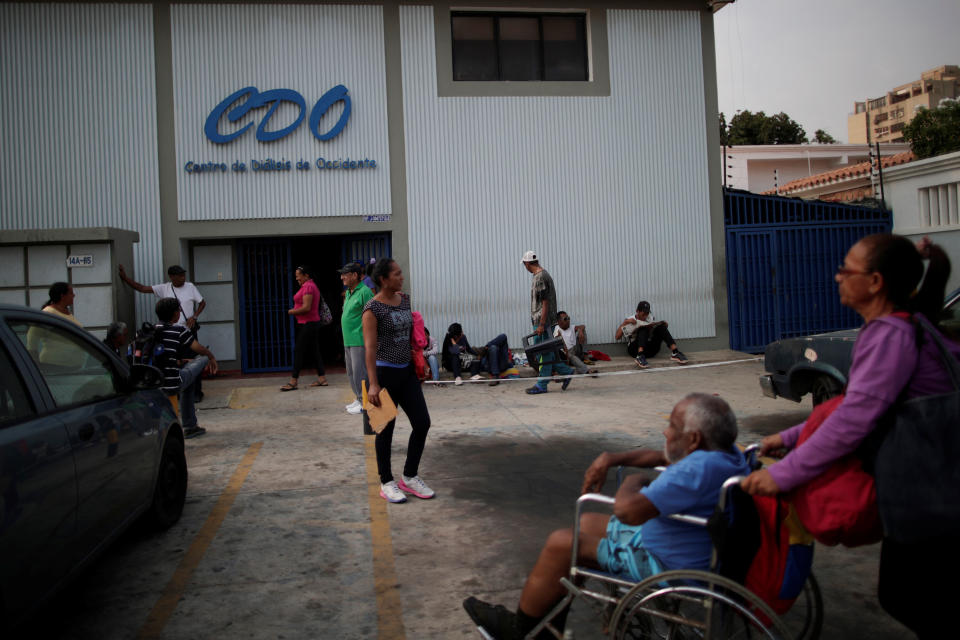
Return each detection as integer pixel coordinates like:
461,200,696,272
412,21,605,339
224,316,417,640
521,250,538,263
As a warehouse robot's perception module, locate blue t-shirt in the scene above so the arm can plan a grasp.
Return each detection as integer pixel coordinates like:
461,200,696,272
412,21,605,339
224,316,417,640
640,447,750,571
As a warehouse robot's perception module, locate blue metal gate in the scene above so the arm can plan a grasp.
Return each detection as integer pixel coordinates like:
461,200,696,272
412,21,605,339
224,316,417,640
339,233,391,267
237,239,295,372
725,191,892,352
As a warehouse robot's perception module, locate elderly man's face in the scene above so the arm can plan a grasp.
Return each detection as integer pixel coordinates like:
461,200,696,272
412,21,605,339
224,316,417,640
341,271,360,288
663,401,695,463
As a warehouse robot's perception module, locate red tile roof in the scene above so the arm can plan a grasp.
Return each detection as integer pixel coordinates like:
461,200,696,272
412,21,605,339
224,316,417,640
762,151,916,195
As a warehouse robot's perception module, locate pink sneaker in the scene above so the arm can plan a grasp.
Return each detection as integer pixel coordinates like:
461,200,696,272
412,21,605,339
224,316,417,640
397,475,435,499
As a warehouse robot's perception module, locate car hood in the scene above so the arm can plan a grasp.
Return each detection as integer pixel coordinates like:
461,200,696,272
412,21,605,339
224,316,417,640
764,328,859,377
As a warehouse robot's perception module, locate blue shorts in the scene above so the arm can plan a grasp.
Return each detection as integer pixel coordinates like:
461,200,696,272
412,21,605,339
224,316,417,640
595,517,664,582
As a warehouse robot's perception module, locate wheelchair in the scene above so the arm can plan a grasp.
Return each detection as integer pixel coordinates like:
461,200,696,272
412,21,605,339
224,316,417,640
523,448,824,640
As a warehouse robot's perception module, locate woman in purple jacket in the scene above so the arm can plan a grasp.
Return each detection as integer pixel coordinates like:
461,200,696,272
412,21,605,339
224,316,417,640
742,233,957,638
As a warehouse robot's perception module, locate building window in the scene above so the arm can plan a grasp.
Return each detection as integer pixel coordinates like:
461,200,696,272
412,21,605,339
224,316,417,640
919,182,960,228
890,122,905,133
451,12,588,82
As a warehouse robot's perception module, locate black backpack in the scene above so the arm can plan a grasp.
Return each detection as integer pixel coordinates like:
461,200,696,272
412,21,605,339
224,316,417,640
128,322,170,369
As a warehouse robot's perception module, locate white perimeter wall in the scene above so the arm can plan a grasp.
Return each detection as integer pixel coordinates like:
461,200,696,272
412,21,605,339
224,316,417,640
171,4,391,221
0,3,163,322
400,7,715,346
885,150,960,292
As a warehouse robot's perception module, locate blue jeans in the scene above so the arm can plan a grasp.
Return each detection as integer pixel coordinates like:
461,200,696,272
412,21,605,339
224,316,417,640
481,333,510,376
179,356,208,430
426,354,440,381
533,325,573,391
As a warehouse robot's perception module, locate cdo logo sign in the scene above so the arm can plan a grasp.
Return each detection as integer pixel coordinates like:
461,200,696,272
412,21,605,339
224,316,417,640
205,85,351,144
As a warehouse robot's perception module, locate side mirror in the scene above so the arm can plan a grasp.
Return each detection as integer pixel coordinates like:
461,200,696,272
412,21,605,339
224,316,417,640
129,363,164,390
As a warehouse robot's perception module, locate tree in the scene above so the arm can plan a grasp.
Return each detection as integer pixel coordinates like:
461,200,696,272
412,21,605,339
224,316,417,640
721,110,808,145
813,129,838,144
719,112,729,146
903,100,960,159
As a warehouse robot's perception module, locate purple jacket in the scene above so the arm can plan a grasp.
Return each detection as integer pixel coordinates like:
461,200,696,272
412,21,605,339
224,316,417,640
768,313,960,492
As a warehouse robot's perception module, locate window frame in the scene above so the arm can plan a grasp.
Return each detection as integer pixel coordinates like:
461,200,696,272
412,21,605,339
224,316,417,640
10,319,124,411
435,6,610,98
451,11,589,83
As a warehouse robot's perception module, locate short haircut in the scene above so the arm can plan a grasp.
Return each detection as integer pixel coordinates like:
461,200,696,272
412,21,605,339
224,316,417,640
48,281,71,304
106,321,127,342
155,297,180,322
681,393,738,451
557,311,568,320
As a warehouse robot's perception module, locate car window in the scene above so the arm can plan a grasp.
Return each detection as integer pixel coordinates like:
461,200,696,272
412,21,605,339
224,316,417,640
0,342,36,425
10,320,121,407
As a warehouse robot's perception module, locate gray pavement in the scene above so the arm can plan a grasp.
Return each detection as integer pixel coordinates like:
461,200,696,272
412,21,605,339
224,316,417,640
27,352,910,639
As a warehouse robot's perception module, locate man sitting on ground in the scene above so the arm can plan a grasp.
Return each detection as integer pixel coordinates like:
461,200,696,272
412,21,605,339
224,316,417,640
463,393,749,640
155,297,218,439
554,311,597,377
615,300,688,369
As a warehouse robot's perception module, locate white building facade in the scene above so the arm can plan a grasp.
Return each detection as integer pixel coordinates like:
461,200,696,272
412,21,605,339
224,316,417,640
1,1,728,369
722,143,910,195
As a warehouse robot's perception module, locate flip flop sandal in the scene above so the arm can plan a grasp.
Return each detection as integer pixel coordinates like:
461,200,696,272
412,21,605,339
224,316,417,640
309,380,328,387
280,384,298,391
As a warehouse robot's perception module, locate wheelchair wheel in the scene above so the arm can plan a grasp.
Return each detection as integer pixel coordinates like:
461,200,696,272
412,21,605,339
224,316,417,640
780,573,823,640
610,570,792,640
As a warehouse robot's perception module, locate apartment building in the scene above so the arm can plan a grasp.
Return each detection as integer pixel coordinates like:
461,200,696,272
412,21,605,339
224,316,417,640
848,65,960,145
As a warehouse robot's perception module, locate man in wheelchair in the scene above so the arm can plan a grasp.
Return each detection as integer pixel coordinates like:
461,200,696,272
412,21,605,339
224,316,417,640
464,393,751,639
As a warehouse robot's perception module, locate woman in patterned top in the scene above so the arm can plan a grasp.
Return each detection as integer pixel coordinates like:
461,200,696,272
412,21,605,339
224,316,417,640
362,258,434,504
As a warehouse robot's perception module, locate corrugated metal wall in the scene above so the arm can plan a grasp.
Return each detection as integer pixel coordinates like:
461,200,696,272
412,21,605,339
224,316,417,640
170,4,390,221
400,7,716,347
0,3,163,322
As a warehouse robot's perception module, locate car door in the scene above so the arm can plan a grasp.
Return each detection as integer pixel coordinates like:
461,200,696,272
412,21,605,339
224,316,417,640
7,318,158,561
0,333,78,617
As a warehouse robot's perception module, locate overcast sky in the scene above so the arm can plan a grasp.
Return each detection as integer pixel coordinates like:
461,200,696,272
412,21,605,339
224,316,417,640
714,0,960,143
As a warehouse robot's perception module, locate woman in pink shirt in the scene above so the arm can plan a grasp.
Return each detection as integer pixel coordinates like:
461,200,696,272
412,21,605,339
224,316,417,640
281,265,327,390
742,234,957,637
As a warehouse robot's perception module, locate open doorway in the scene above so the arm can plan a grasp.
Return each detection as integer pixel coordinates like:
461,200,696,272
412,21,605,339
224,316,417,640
236,233,391,373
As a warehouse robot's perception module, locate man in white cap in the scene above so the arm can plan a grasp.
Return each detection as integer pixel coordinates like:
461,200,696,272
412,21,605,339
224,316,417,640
522,250,574,394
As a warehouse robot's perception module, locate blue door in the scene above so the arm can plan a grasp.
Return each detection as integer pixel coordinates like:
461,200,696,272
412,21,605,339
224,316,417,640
237,239,295,373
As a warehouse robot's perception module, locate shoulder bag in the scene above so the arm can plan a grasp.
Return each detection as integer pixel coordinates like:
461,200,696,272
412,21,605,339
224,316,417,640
873,315,960,543
318,295,333,326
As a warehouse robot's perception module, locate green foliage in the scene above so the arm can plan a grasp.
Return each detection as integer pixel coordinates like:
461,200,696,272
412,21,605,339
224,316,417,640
721,110,808,145
719,112,729,146
813,129,838,144
903,100,960,159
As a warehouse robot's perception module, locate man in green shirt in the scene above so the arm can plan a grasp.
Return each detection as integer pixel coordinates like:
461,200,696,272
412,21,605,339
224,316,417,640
339,262,373,414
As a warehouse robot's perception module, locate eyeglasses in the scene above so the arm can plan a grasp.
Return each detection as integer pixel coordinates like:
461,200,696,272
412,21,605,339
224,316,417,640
836,265,871,277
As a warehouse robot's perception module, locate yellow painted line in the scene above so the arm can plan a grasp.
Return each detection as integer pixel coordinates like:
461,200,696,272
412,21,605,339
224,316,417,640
228,387,273,409
138,442,264,639
364,436,406,640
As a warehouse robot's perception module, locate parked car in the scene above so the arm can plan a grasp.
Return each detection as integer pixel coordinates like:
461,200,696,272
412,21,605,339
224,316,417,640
0,304,186,630
760,287,960,405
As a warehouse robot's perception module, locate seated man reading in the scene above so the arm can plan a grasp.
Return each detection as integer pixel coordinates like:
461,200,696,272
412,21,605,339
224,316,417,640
615,300,688,368
463,393,749,640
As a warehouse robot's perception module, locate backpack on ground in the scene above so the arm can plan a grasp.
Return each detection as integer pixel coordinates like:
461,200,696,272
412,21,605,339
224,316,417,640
128,322,170,369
